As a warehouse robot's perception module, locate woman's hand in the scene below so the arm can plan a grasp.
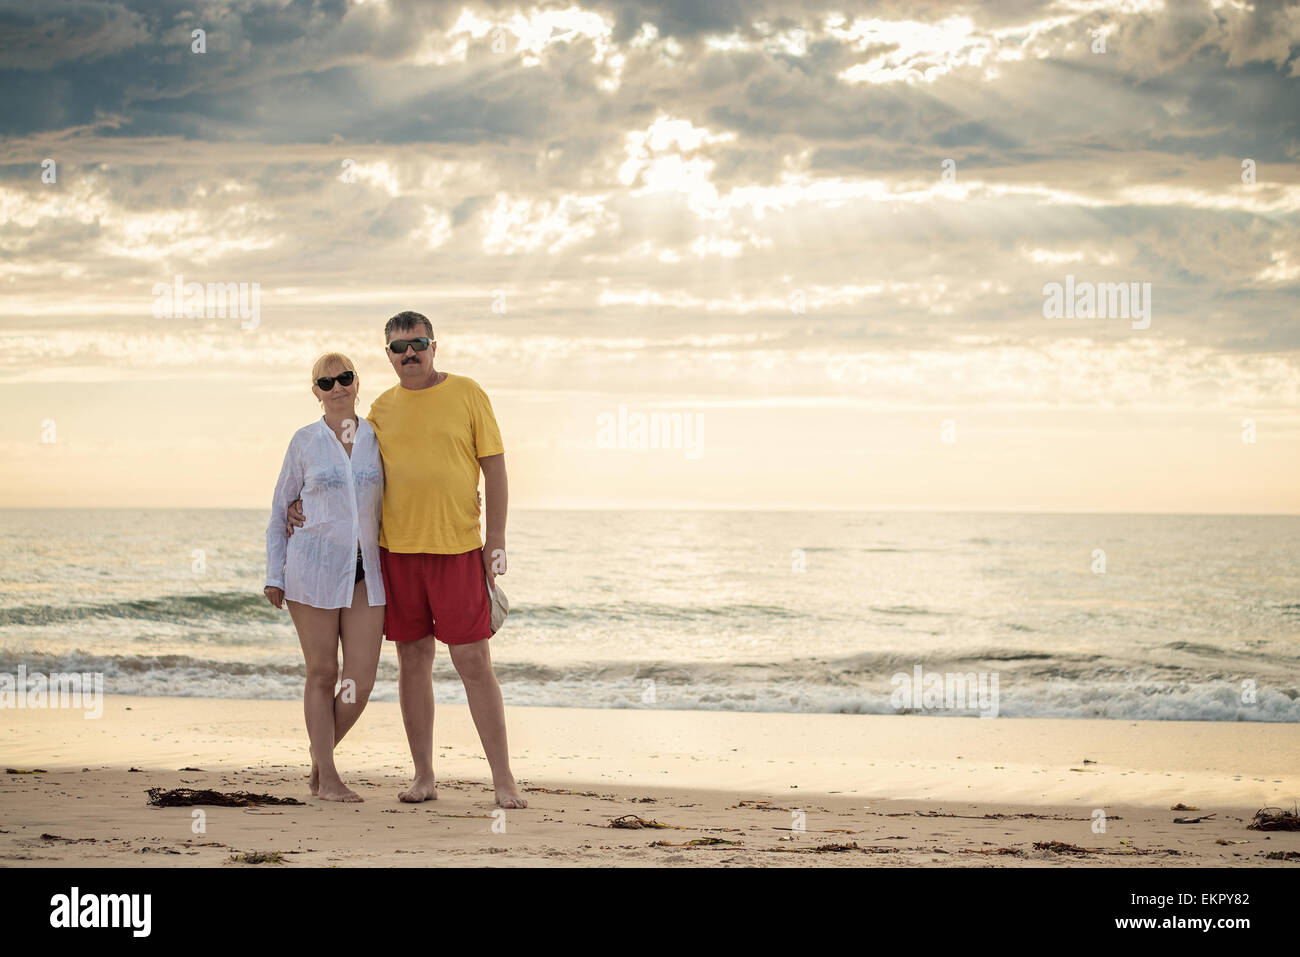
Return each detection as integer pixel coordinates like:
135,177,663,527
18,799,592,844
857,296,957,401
264,586,285,609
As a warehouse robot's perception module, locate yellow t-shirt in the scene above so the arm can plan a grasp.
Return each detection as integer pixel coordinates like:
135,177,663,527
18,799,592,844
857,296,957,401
367,373,504,554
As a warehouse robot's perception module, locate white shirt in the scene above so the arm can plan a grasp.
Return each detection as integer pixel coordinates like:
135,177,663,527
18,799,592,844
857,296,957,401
265,417,385,610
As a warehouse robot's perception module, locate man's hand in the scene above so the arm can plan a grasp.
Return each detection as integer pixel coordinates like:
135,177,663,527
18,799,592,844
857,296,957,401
264,586,285,609
483,539,506,590
285,498,305,536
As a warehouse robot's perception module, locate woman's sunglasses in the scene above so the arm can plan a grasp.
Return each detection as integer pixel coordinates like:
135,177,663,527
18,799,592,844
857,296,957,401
388,337,431,354
315,370,356,391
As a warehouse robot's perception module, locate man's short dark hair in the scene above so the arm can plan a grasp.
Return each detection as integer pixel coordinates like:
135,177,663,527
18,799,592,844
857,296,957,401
385,311,434,341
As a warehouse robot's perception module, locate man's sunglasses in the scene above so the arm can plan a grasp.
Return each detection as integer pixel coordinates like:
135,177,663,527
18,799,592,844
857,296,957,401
315,370,356,391
388,337,432,355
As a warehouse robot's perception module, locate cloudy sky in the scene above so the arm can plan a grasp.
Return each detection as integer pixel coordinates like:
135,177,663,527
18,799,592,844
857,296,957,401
2,0,1297,512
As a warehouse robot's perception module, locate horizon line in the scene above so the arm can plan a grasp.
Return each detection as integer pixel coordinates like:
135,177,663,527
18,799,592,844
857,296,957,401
1,506,1297,518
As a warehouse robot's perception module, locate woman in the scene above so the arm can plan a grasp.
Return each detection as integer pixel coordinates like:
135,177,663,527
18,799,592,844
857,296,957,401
264,353,385,802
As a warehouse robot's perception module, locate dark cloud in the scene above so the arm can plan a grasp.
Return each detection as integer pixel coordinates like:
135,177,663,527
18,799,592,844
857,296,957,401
0,0,1295,365
366,195,424,237
0,0,150,68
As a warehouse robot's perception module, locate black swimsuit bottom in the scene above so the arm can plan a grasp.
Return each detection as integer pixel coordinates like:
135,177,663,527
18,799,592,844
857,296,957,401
354,546,364,583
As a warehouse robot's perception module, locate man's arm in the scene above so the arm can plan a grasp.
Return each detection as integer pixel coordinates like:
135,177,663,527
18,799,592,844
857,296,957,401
479,452,507,586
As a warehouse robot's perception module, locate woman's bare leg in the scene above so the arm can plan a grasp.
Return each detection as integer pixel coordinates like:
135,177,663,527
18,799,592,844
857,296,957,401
336,579,385,744
287,599,361,803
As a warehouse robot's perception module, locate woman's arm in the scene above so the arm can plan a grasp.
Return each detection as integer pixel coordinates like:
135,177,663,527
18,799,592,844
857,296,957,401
264,437,305,605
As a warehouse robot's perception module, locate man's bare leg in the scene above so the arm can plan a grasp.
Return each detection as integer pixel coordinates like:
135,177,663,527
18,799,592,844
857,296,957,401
395,635,438,802
447,640,527,808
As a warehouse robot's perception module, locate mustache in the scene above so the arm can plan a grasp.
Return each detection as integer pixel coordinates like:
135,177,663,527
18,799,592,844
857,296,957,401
401,356,420,364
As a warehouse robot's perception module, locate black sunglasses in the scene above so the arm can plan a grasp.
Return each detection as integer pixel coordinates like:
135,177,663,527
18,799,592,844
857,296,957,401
315,370,356,391
388,336,432,354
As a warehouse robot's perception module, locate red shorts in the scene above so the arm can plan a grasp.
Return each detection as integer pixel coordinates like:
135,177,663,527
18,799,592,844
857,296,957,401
379,547,492,645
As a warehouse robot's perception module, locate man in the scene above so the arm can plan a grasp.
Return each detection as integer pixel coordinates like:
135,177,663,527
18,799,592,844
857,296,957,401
289,310,525,809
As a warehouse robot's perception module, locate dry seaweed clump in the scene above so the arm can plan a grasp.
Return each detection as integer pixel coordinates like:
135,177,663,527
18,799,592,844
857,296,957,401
228,851,285,865
147,788,305,808
609,814,679,830
1249,806,1300,831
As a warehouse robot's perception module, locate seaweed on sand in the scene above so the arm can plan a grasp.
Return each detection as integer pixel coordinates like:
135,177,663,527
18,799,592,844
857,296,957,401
760,842,863,854
1034,841,1143,856
1249,806,1300,831
147,788,305,808
608,814,681,829
228,851,285,865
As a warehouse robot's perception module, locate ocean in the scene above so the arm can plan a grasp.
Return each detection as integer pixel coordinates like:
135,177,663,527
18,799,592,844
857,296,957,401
0,508,1296,721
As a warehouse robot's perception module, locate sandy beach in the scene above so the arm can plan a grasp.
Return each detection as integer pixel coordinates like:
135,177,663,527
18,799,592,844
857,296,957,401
1,695,1296,867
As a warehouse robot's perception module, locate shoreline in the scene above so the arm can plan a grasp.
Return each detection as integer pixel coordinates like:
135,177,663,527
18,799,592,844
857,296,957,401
2,695,1297,867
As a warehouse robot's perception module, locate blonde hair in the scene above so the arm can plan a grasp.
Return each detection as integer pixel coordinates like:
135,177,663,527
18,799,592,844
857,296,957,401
311,352,355,382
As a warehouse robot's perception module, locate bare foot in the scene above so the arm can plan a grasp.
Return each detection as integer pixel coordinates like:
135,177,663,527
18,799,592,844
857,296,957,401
494,776,527,809
399,774,437,803
317,781,363,803
309,763,319,795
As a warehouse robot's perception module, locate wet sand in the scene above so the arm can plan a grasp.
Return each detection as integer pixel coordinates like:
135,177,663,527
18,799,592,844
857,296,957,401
2,695,1296,867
